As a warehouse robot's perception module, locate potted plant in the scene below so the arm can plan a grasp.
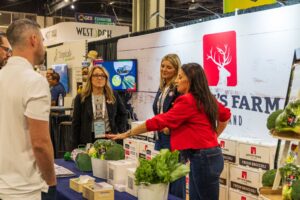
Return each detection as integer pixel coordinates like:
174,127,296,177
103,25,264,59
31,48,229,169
88,139,125,179
134,149,190,200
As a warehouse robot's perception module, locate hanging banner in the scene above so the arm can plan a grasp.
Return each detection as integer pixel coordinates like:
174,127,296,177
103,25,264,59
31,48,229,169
75,13,115,25
223,0,276,13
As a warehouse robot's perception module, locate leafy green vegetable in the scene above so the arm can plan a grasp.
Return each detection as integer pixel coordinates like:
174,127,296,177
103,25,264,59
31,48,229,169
91,139,124,160
266,109,283,130
291,179,300,200
63,152,72,161
262,169,276,187
104,144,125,160
134,149,189,185
275,100,300,133
282,184,292,200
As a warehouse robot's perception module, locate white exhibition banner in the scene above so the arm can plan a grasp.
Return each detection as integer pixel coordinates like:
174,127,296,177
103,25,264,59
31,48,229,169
41,22,130,46
117,4,300,141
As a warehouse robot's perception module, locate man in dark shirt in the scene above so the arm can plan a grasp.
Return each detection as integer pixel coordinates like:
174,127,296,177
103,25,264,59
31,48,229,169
49,72,66,106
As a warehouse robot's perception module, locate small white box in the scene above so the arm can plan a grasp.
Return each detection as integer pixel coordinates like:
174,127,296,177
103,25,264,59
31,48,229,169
126,168,138,197
238,140,276,170
123,139,139,160
229,188,259,200
218,137,238,163
229,164,264,196
219,185,228,200
107,160,137,185
220,162,229,186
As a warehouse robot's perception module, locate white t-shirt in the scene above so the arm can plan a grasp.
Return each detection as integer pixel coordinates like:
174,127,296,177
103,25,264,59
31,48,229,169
0,56,50,195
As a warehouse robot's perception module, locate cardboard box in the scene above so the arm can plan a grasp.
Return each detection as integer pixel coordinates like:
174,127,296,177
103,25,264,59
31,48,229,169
107,160,137,185
220,162,229,186
218,137,238,163
238,141,276,170
220,185,228,200
229,188,259,200
82,182,114,200
123,138,139,160
138,141,158,160
69,175,95,193
126,168,138,197
229,164,264,196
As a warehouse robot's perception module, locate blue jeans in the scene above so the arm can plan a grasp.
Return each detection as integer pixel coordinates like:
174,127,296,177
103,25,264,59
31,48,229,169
182,146,224,200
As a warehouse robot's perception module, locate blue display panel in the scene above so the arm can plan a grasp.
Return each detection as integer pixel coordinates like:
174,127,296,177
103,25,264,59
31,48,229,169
52,64,69,93
93,59,137,92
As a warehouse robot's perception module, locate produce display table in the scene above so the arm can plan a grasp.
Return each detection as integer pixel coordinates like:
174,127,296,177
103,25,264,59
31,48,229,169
55,159,183,200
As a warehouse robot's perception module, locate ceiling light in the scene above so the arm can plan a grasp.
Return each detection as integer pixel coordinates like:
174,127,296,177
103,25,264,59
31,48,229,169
64,0,69,2
71,4,75,9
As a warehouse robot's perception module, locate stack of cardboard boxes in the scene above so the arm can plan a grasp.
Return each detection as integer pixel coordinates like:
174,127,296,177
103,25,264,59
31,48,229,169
219,135,277,200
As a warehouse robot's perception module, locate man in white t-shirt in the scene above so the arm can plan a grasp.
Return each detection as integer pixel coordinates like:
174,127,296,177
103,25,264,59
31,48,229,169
0,19,56,200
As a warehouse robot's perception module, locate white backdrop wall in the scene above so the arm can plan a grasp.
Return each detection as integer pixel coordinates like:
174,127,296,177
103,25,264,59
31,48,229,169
117,4,300,142
47,40,86,107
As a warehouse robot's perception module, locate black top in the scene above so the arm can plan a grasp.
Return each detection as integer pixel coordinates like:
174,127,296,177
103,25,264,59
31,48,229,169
72,91,128,147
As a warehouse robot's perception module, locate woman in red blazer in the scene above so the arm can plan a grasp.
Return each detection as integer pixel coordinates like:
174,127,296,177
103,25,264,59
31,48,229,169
107,63,231,200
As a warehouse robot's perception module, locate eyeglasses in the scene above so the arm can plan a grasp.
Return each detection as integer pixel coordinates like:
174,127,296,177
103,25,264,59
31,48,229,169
92,74,106,79
0,45,12,55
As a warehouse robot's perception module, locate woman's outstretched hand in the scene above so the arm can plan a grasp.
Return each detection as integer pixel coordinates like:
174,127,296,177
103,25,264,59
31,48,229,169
105,132,128,140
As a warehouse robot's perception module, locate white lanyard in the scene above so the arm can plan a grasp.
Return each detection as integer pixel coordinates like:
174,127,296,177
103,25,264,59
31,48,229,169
92,94,106,120
157,86,170,114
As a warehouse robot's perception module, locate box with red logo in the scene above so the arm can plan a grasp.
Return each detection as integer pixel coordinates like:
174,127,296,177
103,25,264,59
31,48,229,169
138,141,159,160
123,138,139,160
219,184,228,200
218,136,238,164
238,140,276,170
220,162,229,186
229,164,264,196
229,188,259,200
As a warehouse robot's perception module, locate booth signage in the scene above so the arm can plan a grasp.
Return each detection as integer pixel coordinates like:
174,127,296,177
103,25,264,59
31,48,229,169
224,0,276,13
75,13,115,25
76,27,112,38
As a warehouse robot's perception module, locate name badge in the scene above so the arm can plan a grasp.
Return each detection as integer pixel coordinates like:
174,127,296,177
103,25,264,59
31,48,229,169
94,120,105,138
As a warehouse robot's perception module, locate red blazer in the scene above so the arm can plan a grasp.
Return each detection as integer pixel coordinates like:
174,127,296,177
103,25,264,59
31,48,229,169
146,93,231,151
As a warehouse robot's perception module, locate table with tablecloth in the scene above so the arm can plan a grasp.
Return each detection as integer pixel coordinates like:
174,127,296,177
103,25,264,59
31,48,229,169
55,159,183,200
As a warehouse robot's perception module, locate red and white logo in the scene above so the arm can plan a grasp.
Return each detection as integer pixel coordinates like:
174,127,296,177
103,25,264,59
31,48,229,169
203,31,237,86
220,140,225,148
241,171,247,179
251,146,256,155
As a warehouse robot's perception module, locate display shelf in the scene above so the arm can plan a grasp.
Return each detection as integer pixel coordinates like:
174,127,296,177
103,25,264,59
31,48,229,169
271,130,300,141
259,187,282,200
271,131,300,190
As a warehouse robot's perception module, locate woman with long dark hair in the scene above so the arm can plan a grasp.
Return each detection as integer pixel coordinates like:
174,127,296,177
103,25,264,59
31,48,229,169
107,63,231,200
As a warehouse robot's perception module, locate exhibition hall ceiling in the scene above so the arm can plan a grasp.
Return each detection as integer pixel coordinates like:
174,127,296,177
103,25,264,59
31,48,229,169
0,0,223,26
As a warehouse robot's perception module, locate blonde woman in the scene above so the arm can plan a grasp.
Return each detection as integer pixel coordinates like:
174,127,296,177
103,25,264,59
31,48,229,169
72,66,128,146
152,54,185,198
